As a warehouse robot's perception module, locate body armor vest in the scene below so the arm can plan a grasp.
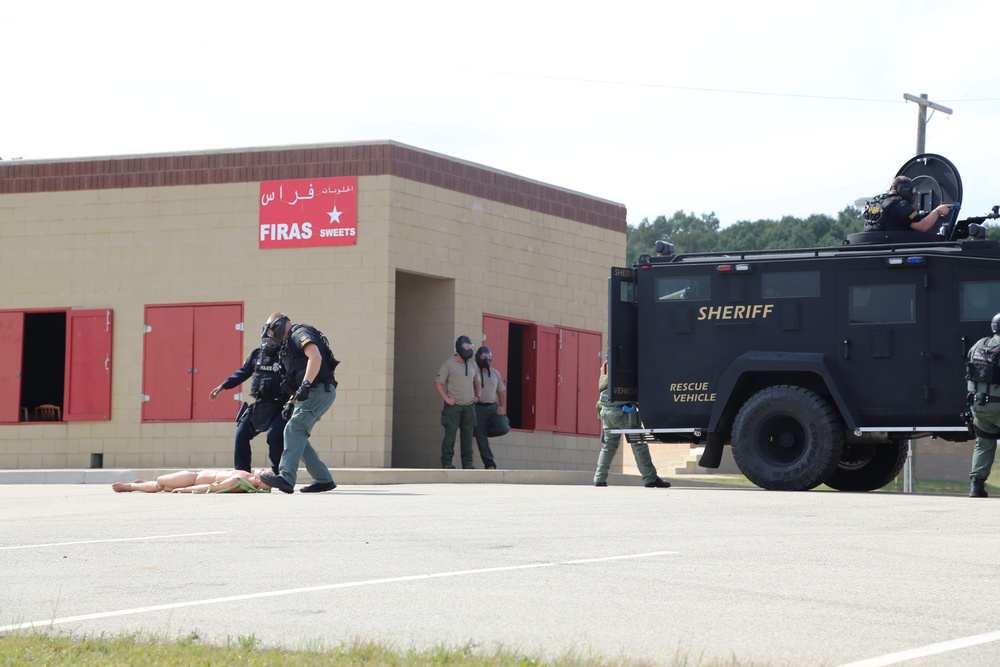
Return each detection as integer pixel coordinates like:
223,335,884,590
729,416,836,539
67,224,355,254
250,350,285,400
863,194,904,232
279,324,339,388
966,337,1000,387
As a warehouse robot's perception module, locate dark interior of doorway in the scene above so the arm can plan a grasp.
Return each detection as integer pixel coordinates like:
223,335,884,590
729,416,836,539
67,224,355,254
21,312,66,417
506,323,525,429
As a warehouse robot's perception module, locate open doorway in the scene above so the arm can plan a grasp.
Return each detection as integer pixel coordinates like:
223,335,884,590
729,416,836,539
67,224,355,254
390,271,456,467
21,312,66,421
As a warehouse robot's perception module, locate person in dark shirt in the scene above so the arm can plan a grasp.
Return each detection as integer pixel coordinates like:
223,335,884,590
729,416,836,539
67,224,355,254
863,176,951,233
209,342,290,474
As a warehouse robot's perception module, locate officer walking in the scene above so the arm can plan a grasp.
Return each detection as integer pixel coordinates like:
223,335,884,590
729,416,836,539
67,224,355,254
258,312,339,494
209,338,290,474
965,313,1000,498
593,362,670,488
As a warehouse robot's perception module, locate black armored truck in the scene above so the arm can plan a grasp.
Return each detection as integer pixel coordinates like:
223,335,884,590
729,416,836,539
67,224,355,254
608,154,1000,491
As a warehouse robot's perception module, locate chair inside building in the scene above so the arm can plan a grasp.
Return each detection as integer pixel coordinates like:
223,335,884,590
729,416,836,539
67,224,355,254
34,404,62,422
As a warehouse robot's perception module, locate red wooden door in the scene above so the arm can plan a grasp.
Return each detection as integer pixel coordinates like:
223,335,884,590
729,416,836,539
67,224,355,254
555,329,579,433
576,331,603,435
142,306,195,421
64,309,113,421
192,304,243,421
0,312,24,423
482,315,510,388
533,326,559,431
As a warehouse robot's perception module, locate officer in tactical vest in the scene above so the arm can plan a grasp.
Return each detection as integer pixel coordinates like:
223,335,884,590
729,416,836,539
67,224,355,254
593,362,670,488
257,312,339,494
965,313,1000,498
209,340,290,474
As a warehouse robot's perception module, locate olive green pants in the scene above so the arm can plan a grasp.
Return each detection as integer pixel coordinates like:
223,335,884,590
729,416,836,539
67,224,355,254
593,403,658,485
970,400,1000,481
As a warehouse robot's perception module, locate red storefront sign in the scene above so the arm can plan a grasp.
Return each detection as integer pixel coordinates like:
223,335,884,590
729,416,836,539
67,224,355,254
259,176,358,248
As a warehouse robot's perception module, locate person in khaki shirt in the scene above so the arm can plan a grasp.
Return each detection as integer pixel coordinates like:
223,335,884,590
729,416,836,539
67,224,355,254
434,336,482,469
473,346,506,469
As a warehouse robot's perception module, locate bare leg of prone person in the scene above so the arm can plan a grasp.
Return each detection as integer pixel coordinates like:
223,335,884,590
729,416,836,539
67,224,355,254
112,479,163,493
112,470,201,493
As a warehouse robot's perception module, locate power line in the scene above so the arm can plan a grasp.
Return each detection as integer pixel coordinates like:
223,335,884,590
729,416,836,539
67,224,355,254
461,68,1000,104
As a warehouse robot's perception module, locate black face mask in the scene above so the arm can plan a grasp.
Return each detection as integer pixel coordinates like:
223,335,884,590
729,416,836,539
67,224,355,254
260,337,280,355
456,336,474,360
261,316,289,355
476,346,492,370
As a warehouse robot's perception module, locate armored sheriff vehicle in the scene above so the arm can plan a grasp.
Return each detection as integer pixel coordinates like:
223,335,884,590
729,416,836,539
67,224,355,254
608,154,1000,491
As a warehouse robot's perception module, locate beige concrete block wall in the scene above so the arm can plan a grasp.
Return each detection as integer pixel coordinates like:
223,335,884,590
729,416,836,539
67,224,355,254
388,176,622,471
1,179,394,469
0,168,624,472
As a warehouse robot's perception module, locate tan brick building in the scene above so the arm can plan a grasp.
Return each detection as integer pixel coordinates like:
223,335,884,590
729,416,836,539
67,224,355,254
0,141,626,472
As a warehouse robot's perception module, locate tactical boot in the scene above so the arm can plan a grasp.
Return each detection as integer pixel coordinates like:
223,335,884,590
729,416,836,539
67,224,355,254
970,478,988,498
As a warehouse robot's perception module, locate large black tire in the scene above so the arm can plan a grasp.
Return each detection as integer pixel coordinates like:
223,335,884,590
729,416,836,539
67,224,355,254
823,440,908,492
731,385,844,491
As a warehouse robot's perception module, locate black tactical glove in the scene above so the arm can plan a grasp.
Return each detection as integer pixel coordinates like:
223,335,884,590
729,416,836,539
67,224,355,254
281,401,294,421
295,380,311,401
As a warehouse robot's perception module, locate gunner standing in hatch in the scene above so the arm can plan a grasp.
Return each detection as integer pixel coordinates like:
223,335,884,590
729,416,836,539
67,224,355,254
863,176,951,233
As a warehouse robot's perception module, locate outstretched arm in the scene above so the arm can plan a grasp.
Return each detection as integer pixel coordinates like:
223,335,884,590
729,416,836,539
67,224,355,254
911,204,952,232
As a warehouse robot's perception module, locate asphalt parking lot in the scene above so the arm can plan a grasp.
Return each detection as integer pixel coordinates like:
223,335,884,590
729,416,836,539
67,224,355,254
2,481,1000,666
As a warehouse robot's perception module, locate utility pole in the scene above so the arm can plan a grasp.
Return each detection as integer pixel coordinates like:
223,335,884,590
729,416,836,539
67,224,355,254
903,93,953,155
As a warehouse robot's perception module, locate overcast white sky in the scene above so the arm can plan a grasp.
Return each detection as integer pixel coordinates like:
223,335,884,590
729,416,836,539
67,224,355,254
3,0,999,228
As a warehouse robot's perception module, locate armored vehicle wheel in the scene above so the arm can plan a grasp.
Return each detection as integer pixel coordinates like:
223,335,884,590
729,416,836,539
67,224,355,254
823,440,908,492
731,386,844,491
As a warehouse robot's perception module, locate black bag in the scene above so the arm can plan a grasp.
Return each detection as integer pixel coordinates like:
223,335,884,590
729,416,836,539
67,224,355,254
622,404,640,429
488,413,510,438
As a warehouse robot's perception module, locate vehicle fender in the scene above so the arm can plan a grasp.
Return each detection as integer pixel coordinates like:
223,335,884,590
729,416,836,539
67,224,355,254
707,351,859,436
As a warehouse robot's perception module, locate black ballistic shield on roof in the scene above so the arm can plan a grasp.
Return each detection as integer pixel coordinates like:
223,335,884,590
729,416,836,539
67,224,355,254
895,153,964,234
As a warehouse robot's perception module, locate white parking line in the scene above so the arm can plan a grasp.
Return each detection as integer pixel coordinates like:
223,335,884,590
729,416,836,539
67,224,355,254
838,630,1000,667
0,532,226,551
0,551,677,633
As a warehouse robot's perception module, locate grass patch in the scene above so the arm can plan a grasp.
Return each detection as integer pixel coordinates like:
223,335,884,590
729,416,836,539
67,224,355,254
0,632,776,667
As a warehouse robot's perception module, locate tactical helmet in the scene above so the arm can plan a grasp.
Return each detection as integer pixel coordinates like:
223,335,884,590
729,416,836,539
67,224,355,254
992,313,1000,335
476,346,492,370
455,335,474,360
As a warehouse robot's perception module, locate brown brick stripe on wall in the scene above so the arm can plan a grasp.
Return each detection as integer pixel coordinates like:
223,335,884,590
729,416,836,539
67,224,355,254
0,142,626,233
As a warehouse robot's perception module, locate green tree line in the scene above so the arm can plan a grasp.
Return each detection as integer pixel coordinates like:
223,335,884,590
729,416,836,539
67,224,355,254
625,207,864,266
625,207,1000,266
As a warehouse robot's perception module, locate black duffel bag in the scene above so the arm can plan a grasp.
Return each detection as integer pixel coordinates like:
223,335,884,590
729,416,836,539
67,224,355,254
488,413,510,438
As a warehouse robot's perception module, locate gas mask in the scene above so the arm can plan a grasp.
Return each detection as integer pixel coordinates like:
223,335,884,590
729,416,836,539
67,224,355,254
261,316,290,355
476,346,492,370
455,335,474,360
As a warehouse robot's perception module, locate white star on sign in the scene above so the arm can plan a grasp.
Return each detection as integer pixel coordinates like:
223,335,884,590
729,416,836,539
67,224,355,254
327,207,342,224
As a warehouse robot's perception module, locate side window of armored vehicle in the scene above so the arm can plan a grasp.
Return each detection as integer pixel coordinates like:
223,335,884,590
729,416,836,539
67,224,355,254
656,276,710,301
618,280,635,303
960,281,1000,321
848,285,915,324
761,271,820,298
